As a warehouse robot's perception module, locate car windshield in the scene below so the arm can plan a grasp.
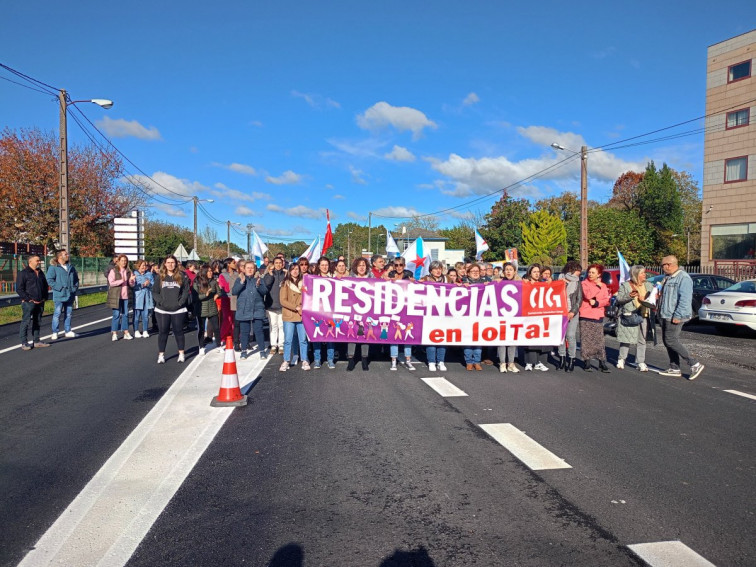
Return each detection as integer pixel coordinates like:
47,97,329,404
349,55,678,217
721,280,756,293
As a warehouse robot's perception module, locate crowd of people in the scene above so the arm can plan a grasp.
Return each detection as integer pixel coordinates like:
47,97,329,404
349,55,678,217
15,250,704,380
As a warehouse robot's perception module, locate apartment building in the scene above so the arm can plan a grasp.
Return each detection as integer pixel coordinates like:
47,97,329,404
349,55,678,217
702,30,756,266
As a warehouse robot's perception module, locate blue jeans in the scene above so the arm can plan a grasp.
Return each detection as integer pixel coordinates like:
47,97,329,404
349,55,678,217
133,308,149,333
314,341,334,364
239,318,265,352
426,345,446,364
284,321,308,363
111,298,129,332
463,347,482,364
390,345,411,359
52,298,75,333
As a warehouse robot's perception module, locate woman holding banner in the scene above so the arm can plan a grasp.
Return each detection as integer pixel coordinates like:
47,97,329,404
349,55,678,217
523,264,550,372
387,257,415,371
312,257,336,369
345,257,372,371
462,263,487,371
421,261,448,371
497,262,521,373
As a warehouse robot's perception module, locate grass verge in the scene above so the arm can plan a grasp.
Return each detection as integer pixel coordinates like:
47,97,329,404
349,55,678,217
0,292,107,326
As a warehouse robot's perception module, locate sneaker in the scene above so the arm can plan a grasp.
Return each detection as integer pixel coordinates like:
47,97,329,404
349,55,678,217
327,360,335,369
524,363,533,371
279,361,289,372
51,332,58,340
270,346,277,355
391,360,397,371
534,362,549,372
177,353,185,363
260,351,268,360
474,363,483,371
21,343,32,351
64,331,78,338
33,341,50,348
199,347,206,356
659,368,682,377
508,363,520,373
405,360,415,371
616,359,625,370
234,343,242,353
123,331,134,340
134,330,143,338
313,361,321,369
437,362,447,372
141,331,149,338
302,361,311,371
157,354,165,364
240,351,249,360
688,363,705,381
428,362,437,372
638,363,649,372
112,333,118,342
499,363,507,373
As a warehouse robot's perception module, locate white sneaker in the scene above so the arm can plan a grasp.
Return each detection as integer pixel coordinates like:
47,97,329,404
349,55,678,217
638,363,648,372
508,363,520,373
199,347,206,355
499,363,507,373
112,333,118,342
437,362,447,372
534,362,549,372
689,362,705,381
616,359,625,370
51,332,58,340
524,363,533,371
123,331,133,340
405,360,415,371
391,360,397,371
177,352,185,363
279,361,289,372
428,362,437,371
157,353,165,364
64,331,77,338
141,331,149,338
134,330,142,338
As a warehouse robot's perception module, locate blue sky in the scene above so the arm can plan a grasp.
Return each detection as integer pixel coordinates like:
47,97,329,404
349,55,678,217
2,1,754,248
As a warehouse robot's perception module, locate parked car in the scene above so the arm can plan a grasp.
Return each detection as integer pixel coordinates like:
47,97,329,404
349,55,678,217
648,273,736,319
698,279,756,334
583,268,659,297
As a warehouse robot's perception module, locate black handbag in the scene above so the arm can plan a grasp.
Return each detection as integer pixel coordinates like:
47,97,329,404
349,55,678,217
620,311,644,327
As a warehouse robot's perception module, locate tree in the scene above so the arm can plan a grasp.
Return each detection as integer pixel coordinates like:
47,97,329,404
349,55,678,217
607,171,644,211
0,127,141,255
439,224,476,260
634,162,685,262
566,207,655,266
144,219,194,259
673,170,702,263
520,211,567,267
535,192,581,222
481,192,531,260
397,215,440,235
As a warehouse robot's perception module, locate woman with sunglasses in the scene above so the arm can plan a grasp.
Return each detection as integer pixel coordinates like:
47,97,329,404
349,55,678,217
462,263,486,371
421,260,448,371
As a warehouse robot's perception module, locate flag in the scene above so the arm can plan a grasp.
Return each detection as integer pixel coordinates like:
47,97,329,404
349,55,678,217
401,237,432,279
617,250,631,285
301,236,321,262
322,209,333,257
386,229,400,257
474,228,489,260
505,248,518,268
250,230,268,268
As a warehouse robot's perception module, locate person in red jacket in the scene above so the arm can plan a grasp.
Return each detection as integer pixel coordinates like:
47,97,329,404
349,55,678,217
579,264,611,372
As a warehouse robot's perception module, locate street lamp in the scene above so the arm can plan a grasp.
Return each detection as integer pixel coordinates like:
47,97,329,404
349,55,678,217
347,230,354,264
552,142,588,268
227,220,241,257
192,196,214,253
59,90,113,252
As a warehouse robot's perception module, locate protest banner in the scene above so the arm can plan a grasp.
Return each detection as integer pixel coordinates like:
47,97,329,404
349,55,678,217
301,275,568,346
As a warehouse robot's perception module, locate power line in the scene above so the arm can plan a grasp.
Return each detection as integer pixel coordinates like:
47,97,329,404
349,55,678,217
0,73,54,96
0,62,59,95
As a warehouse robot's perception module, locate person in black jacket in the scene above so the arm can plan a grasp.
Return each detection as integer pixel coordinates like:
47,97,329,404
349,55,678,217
16,254,50,350
152,255,191,364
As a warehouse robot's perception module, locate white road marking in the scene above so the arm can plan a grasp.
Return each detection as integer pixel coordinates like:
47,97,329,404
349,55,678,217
421,377,468,397
478,423,571,470
724,389,756,401
628,541,717,567
17,351,269,567
0,316,112,355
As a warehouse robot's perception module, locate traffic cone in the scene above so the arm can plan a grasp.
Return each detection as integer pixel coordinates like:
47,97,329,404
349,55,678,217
211,336,248,407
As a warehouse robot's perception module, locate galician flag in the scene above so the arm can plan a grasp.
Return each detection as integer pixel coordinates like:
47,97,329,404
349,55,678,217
301,236,321,262
401,237,432,279
617,250,631,285
322,209,334,257
475,228,489,260
386,229,400,257
250,230,268,268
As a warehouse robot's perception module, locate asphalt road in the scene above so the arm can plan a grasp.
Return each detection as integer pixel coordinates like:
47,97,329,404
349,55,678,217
1,307,754,567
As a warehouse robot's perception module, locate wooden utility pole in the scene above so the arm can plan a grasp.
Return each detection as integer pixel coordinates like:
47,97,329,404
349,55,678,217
59,90,69,252
580,145,588,268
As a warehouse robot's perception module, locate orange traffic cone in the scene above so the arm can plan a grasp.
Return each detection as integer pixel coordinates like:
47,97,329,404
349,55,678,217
211,336,248,407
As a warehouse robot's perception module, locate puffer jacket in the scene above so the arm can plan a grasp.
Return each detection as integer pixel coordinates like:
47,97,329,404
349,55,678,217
232,275,269,321
616,280,654,343
194,278,221,318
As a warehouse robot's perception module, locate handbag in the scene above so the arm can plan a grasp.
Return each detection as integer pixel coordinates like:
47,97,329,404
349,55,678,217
620,310,644,327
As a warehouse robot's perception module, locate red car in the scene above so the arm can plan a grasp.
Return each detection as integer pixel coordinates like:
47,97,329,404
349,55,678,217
582,268,659,296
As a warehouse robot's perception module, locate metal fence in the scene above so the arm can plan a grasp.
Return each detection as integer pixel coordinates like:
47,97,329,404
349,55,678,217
1,255,113,294
605,261,756,282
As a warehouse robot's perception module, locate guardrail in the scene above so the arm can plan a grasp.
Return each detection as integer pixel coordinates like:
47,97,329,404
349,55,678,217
0,285,108,308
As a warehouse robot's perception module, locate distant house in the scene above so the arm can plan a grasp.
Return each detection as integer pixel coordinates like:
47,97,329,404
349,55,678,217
389,229,464,266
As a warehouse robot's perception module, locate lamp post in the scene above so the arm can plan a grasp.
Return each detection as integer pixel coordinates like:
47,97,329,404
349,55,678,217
551,143,588,268
227,220,241,257
192,196,214,253
347,230,353,264
59,90,113,252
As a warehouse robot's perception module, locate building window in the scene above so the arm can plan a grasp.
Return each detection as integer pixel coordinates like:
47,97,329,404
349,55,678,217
726,108,750,129
724,156,748,182
711,224,756,260
728,60,752,83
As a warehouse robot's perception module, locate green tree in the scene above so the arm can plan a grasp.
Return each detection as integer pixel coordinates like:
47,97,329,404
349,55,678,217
566,207,654,266
673,170,702,263
439,224,476,260
144,219,194,258
481,192,531,260
637,161,683,233
520,210,567,266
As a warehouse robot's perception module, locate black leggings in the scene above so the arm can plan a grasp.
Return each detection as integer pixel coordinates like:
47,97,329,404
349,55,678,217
157,311,186,353
197,315,219,347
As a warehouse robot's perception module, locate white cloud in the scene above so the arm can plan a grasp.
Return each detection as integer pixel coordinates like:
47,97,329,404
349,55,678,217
213,162,257,176
325,137,384,158
372,206,422,218
266,204,326,219
291,90,341,109
356,101,437,140
210,183,271,203
97,116,161,140
265,170,303,185
463,92,480,106
152,203,188,218
126,171,206,198
349,166,367,185
347,211,367,221
427,126,644,197
249,120,263,127
235,205,260,216
384,145,416,162
248,223,312,237
333,194,346,200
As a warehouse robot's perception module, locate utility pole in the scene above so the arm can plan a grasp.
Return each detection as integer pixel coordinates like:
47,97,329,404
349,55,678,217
580,145,588,268
246,224,254,258
59,90,69,253
193,197,199,253
368,212,372,254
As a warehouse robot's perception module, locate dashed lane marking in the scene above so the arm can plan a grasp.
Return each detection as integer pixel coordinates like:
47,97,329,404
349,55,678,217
478,423,572,471
0,316,112,355
723,389,756,401
421,377,468,397
628,541,717,567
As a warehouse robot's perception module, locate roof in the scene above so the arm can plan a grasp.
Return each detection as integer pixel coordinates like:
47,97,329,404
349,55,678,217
390,229,447,241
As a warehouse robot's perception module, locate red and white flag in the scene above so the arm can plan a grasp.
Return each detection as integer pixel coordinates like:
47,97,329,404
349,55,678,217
322,209,334,257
